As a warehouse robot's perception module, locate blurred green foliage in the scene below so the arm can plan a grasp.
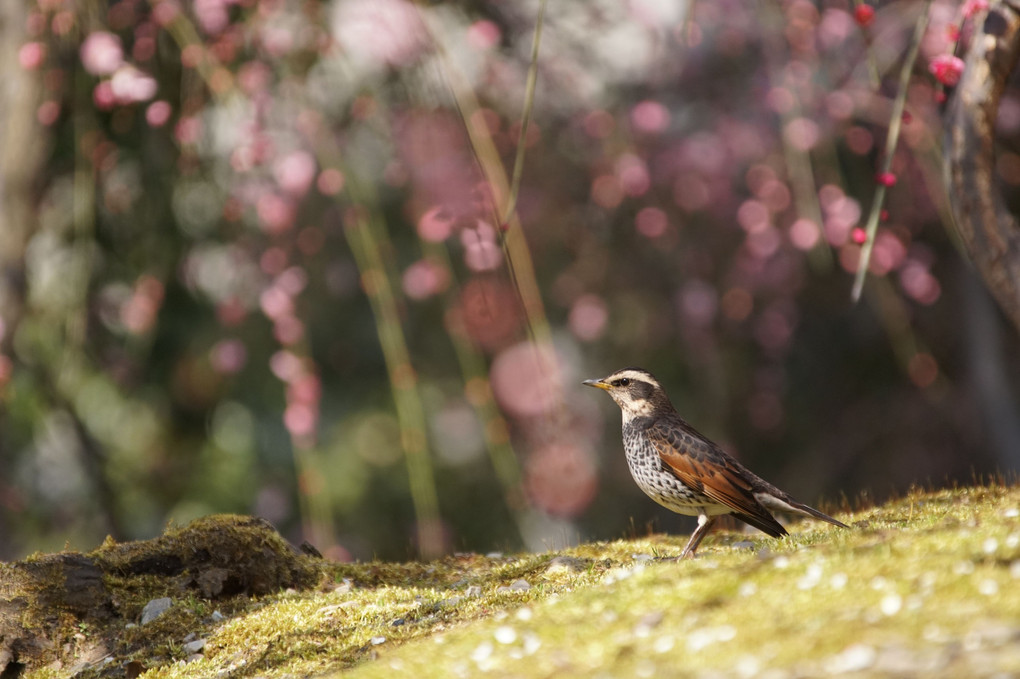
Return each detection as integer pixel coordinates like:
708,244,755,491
1,0,1018,562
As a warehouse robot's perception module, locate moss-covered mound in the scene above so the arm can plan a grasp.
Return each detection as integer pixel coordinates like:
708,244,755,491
7,484,1020,678
0,515,324,676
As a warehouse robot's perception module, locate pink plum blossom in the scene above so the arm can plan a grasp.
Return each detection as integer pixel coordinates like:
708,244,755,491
19,42,46,70
273,151,317,197
929,54,964,86
110,65,158,103
146,100,172,127
80,31,123,75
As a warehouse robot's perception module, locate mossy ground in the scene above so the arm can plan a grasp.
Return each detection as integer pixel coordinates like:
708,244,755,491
23,484,1020,678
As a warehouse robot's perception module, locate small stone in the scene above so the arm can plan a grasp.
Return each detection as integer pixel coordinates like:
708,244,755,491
486,552,504,559
732,541,754,550
210,610,225,622
370,636,386,646
546,556,588,573
186,654,203,664
182,639,206,654
632,553,653,562
441,596,464,607
465,585,482,597
509,579,531,591
140,598,173,624
391,618,406,627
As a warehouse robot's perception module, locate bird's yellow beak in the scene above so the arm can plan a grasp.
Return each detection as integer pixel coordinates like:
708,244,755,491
583,378,611,391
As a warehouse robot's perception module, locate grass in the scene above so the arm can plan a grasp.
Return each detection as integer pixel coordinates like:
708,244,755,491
22,483,1020,678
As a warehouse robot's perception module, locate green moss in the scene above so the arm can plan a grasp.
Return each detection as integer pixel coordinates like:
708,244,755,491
18,485,1020,678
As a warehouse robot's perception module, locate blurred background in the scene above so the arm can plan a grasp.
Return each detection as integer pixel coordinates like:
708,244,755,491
2,0,1019,562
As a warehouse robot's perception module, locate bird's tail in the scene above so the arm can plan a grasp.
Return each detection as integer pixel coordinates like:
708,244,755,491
755,493,849,529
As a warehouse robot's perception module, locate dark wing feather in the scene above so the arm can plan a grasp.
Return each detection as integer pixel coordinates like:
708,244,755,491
645,418,788,538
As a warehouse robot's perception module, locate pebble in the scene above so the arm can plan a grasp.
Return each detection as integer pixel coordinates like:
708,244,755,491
465,585,482,597
370,636,386,646
546,554,587,570
182,639,206,654
210,610,225,622
509,579,531,591
140,598,173,624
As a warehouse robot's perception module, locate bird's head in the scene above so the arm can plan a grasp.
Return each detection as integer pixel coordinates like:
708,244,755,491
583,367,671,419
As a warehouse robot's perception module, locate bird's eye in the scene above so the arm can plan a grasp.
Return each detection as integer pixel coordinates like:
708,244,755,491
613,378,630,387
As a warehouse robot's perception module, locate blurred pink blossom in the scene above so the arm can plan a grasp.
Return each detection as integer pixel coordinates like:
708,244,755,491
210,339,247,374
616,154,651,196
900,260,942,304
52,11,74,36
260,285,294,321
526,443,598,517
146,100,172,127
464,240,502,272
789,218,821,250
490,342,563,418
277,267,308,296
19,42,46,70
0,355,11,388
962,0,989,18
568,295,608,342
870,230,908,274
37,101,60,126
332,0,425,67
402,259,449,300
269,350,304,382
175,116,202,145
121,275,164,334
929,54,964,87
80,31,123,75
467,20,501,50
274,151,317,197
784,117,819,151
317,168,346,196
256,193,296,233
261,25,294,57
110,65,158,103
288,373,322,406
631,100,670,134
284,402,317,438
93,81,117,110
417,206,456,242
274,316,305,345
238,61,272,94
458,278,521,351
737,199,770,233
195,0,231,35
635,206,668,238
591,174,624,209
152,0,181,26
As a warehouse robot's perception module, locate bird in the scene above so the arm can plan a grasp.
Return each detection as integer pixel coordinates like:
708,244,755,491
584,367,847,558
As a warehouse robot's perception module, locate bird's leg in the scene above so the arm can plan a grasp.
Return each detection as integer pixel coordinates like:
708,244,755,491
680,514,716,559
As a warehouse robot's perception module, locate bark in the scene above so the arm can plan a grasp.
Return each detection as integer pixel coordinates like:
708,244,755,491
944,1,1020,334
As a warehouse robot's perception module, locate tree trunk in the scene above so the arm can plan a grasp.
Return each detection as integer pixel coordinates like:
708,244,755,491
944,1,1020,335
